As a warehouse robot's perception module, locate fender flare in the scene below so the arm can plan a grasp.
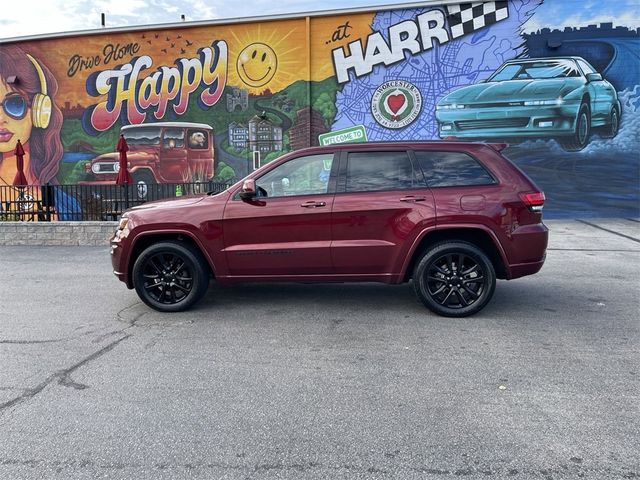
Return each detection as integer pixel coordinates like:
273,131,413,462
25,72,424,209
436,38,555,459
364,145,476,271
126,228,218,287
400,223,511,280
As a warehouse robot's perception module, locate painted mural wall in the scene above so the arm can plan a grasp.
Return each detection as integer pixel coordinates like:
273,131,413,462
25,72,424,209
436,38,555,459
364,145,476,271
0,0,638,218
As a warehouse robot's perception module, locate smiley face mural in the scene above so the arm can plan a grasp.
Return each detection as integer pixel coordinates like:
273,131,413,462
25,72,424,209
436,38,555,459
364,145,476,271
236,43,278,88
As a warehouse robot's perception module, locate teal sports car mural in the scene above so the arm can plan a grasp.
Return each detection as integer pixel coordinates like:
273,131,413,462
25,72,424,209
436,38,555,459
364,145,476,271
436,57,621,151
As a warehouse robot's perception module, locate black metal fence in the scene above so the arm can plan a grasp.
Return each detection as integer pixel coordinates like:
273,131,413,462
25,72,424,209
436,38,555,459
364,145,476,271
0,181,232,222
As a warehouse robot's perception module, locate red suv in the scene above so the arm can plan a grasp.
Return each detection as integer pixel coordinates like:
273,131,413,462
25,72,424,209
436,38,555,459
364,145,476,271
110,142,548,317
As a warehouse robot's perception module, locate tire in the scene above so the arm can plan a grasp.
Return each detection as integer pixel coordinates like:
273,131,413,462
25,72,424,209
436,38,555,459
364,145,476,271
132,170,157,200
602,107,620,139
133,241,210,312
558,102,591,152
413,241,496,317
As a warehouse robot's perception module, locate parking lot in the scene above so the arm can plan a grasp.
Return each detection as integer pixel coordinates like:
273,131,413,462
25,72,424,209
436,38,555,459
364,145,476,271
0,219,638,479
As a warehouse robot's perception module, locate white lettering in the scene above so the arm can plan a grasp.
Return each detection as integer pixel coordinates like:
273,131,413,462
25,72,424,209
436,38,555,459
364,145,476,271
388,20,422,62
416,11,449,50
332,40,367,84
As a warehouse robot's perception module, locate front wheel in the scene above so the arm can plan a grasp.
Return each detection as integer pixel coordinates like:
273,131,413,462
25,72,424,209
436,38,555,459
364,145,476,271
413,241,496,317
558,102,591,152
133,241,210,312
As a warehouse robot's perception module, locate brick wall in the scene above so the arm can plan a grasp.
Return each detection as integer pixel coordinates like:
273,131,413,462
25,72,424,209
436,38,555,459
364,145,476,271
0,222,118,246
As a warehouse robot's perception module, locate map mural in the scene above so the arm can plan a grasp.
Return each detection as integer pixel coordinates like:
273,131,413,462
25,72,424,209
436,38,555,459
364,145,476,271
0,0,638,218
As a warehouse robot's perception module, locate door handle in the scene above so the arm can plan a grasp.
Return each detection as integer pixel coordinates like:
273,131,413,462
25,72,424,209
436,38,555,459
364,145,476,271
400,196,426,203
300,201,326,208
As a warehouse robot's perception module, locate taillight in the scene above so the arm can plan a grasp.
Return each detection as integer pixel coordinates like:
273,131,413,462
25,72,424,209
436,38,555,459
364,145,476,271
519,191,545,212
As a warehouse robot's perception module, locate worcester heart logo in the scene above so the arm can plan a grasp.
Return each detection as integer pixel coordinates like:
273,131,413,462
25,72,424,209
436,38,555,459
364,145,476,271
371,80,422,129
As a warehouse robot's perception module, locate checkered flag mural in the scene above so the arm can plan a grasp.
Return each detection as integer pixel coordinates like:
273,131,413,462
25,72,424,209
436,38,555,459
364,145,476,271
446,1,509,39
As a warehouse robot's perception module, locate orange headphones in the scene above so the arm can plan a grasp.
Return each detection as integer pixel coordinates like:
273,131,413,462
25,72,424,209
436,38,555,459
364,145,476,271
26,53,51,129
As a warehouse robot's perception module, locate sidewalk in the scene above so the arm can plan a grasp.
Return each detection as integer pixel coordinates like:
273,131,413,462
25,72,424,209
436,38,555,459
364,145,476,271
545,218,640,251
0,218,638,247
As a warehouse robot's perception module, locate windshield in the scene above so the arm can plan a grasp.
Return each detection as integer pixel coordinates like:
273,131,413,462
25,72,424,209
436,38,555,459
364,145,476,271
488,59,580,81
122,127,161,146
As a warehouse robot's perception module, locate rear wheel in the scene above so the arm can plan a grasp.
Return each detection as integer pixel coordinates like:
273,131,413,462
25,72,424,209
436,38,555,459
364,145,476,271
133,241,209,312
601,107,619,139
413,241,496,317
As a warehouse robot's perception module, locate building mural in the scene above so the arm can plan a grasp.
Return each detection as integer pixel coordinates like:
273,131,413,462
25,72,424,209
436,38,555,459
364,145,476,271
0,0,638,218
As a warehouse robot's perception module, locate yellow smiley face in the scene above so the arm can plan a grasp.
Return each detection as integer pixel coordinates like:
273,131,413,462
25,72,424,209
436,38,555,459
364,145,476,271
236,43,278,88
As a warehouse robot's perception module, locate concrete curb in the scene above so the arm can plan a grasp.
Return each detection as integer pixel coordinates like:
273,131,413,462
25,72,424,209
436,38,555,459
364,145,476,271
0,222,118,246
1,219,638,247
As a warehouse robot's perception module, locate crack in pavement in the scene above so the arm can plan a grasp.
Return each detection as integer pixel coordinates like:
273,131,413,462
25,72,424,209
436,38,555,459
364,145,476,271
0,334,131,415
0,302,149,416
0,326,128,346
116,302,147,326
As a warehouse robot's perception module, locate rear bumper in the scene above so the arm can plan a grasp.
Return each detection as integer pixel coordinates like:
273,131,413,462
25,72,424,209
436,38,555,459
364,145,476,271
508,256,546,279
506,223,548,279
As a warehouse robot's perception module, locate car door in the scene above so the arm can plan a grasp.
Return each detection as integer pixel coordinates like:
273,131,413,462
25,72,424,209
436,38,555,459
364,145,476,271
331,149,436,277
223,152,337,277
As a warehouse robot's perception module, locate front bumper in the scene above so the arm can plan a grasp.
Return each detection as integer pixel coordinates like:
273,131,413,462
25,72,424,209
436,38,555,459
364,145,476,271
110,233,132,288
436,103,580,139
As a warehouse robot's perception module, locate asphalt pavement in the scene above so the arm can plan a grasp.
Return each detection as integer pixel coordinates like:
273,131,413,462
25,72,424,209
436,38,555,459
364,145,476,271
0,219,638,479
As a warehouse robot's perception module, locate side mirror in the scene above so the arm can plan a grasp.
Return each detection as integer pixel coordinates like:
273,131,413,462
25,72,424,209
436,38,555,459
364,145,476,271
586,73,602,82
239,178,257,200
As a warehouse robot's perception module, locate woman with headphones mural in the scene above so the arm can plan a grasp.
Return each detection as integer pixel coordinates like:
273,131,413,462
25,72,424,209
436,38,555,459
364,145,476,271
0,44,63,184
0,44,79,219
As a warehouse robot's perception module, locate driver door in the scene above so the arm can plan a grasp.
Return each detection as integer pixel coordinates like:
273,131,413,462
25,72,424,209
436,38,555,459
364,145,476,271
223,153,337,277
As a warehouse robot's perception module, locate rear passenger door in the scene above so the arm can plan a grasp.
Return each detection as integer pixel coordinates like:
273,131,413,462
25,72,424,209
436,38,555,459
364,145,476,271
331,149,436,277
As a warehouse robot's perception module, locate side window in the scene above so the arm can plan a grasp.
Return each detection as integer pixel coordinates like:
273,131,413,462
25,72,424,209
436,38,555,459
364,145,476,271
577,59,595,75
163,128,185,149
256,154,333,198
187,129,209,150
345,151,423,192
414,151,496,187
123,127,161,146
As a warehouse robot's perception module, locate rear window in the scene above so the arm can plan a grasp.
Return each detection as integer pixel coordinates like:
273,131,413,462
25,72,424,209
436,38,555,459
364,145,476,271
414,151,496,187
345,151,423,192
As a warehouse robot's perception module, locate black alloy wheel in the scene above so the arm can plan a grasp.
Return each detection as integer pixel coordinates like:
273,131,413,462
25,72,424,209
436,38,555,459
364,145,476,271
413,241,496,317
133,241,209,312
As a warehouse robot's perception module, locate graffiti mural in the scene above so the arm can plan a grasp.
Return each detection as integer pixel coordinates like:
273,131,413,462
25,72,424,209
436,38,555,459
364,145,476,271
0,0,637,218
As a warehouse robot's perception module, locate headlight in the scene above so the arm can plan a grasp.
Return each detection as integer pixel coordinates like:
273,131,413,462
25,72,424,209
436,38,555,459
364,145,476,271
114,216,129,240
437,104,466,110
524,99,564,106
118,217,129,231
